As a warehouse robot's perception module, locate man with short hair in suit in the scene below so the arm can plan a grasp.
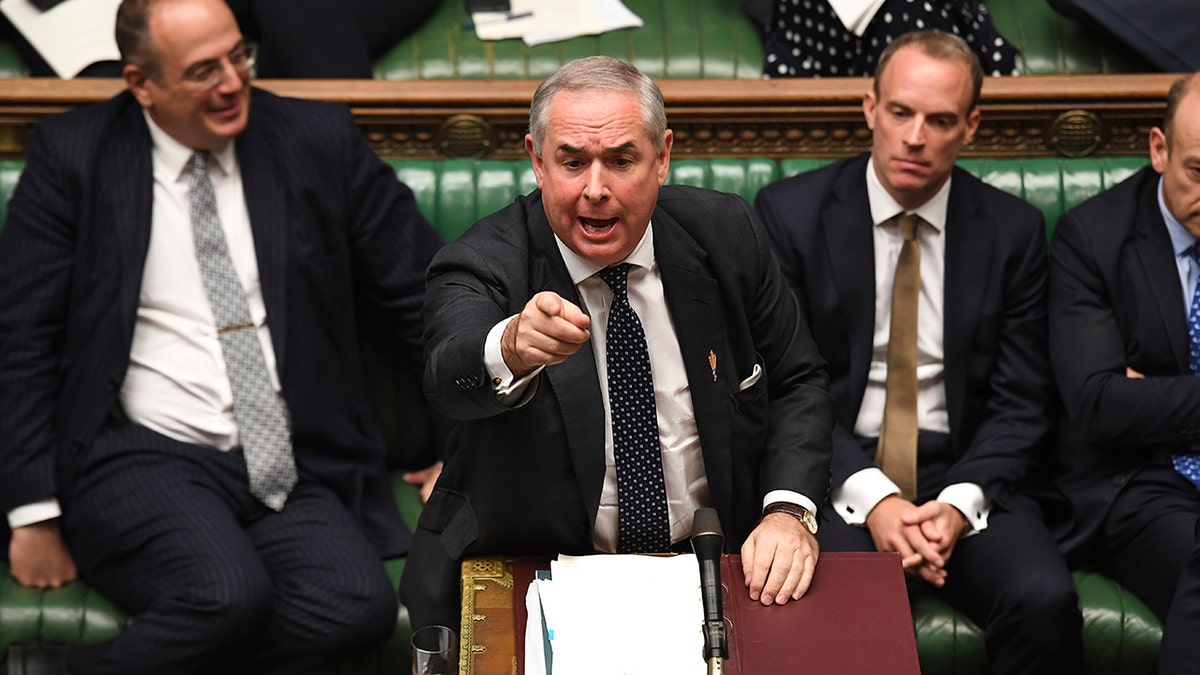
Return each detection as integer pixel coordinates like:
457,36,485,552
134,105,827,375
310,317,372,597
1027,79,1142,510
400,55,835,631
754,30,1082,674
0,0,443,672
1047,72,1200,674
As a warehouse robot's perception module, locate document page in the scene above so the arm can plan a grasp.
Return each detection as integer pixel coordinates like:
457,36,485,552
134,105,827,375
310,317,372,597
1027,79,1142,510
527,554,706,675
471,0,642,46
0,0,120,78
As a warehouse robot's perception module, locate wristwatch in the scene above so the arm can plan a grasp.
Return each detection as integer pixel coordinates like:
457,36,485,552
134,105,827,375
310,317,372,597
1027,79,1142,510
764,501,819,535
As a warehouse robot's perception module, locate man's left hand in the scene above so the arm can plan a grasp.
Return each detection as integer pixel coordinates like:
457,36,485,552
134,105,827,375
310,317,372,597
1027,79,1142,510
740,512,819,606
401,462,443,503
899,500,968,579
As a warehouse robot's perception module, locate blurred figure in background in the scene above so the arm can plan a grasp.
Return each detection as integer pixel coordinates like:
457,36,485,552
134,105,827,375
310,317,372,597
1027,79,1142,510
742,0,1018,77
225,0,440,78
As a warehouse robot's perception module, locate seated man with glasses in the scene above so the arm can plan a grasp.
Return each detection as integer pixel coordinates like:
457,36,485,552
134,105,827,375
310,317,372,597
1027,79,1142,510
0,0,443,672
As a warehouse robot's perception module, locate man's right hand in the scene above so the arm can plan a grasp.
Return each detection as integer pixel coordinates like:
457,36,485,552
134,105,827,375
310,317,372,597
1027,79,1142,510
8,519,77,588
501,291,591,378
864,495,947,587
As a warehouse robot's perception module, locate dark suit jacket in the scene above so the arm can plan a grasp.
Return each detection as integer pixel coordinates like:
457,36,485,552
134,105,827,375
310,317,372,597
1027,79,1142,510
1048,0,1199,72
411,185,834,565
754,154,1054,505
1048,166,1200,555
0,88,443,557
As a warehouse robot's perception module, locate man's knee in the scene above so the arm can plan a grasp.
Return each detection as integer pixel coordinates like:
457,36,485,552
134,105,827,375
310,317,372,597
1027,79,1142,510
994,570,1081,633
280,564,399,650
332,573,401,649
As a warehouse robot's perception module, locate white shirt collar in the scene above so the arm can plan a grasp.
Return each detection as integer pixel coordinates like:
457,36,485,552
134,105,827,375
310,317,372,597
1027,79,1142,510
865,156,951,232
143,109,237,182
554,221,657,285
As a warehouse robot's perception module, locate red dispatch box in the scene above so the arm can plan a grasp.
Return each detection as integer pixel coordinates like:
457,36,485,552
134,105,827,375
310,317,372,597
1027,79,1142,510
460,552,919,674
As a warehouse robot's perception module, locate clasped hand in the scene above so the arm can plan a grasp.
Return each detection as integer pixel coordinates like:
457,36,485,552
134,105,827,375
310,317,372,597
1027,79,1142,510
865,495,967,587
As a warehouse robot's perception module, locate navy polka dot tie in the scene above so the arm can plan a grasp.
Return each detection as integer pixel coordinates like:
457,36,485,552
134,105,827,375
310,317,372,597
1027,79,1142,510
597,263,670,553
1176,244,1200,489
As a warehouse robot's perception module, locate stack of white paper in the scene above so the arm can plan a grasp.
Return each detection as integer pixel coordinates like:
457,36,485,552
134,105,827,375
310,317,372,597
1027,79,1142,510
471,0,642,47
0,0,120,79
525,554,706,675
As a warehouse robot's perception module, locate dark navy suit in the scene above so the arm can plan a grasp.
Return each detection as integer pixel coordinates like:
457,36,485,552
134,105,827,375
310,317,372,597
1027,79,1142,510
755,154,1082,674
1047,166,1200,671
0,88,442,673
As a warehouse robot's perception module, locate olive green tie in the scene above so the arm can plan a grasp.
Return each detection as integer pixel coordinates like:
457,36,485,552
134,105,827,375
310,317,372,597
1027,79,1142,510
876,213,920,501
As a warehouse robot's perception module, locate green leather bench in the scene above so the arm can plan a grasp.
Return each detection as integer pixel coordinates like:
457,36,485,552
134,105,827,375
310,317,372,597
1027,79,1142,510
0,0,1154,79
0,155,1163,674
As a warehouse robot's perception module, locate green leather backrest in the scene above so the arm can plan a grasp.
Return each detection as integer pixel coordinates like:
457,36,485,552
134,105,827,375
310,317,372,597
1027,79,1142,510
0,155,1148,243
376,0,765,80
383,155,1150,245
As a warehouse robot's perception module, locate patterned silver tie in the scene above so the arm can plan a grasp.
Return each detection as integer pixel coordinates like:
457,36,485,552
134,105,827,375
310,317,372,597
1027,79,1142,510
188,151,297,511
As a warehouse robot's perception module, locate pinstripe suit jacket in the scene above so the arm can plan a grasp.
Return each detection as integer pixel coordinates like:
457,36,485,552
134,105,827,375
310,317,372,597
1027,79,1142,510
0,88,440,556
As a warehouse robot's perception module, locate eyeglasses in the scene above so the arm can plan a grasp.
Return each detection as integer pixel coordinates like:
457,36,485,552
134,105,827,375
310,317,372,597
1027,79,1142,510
184,43,257,90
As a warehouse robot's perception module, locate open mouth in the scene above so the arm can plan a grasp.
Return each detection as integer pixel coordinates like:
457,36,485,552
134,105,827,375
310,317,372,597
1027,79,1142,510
580,217,618,233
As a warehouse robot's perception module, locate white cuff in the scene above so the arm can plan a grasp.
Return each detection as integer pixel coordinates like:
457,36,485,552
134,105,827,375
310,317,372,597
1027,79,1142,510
936,482,989,536
8,498,62,529
831,468,900,526
484,316,543,406
762,489,818,519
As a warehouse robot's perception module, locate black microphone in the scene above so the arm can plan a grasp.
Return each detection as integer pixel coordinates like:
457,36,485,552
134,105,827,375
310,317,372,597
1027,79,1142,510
691,507,727,674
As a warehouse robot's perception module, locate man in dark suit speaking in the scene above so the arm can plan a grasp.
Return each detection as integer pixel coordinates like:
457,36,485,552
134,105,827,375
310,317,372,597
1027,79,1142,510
754,30,1082,674
0,0,442,672
401,55,835,630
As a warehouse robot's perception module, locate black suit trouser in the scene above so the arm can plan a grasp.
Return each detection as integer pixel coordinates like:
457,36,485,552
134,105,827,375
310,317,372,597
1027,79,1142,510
1093,459,1200,622
818,434,1083,675
62,420,397,675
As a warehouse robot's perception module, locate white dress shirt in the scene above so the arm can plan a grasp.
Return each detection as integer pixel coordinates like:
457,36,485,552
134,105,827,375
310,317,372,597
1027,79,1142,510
484,223,816,552
831,158,988,533
8,114,277,529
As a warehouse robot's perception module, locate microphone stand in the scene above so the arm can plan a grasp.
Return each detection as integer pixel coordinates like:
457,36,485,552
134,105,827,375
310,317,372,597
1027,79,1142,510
691,507,727,675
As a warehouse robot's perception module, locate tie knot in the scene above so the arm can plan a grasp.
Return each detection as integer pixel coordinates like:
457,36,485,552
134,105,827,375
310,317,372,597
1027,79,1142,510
597,263,632,297
897,213,919,242
190,150,210,174
1186,242,1200,264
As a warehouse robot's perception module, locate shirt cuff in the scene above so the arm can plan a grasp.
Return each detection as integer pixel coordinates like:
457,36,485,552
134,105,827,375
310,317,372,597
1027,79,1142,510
484,316,543,406
831,468,900,526
761,489,818,519
936,482,989,536
8,498,62,529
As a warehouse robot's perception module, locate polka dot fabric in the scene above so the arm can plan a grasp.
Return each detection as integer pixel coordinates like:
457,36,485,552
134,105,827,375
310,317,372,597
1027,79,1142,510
760,0,1019,78
597,263,671,553
1175,245,1200,489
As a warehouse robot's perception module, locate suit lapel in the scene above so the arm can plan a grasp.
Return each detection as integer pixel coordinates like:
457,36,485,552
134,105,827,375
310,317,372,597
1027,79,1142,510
1133,179,1192,371
527,202,608,523
654,209,732,517
943,172,994,443
823,160,876,424
235,106,290,371
99,99,154,350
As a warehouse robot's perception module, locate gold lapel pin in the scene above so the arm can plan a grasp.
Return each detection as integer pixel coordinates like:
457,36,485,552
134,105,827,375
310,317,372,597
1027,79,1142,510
708,350,717,382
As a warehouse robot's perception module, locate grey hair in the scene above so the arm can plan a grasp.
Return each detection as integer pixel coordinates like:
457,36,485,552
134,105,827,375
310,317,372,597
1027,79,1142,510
528,56,668,155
